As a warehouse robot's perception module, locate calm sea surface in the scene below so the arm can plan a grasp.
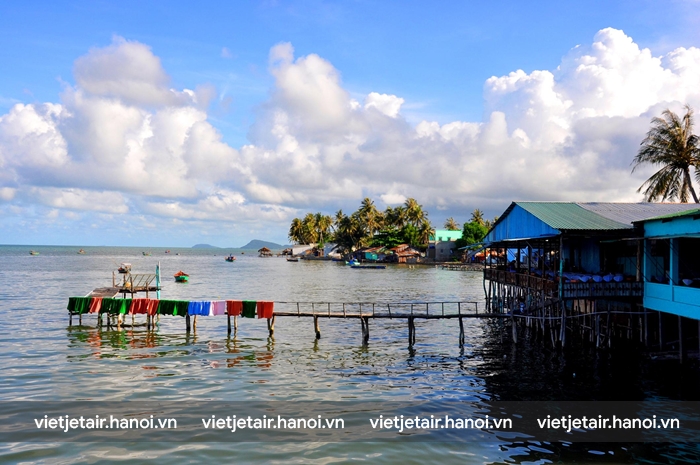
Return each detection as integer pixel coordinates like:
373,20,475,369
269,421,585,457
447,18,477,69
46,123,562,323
1,245,699,464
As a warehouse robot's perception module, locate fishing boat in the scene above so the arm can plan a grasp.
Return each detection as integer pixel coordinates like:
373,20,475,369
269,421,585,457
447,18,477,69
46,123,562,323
351,264,386,269
142,251,152,256
286,257,299,262
77,249,86,254
345,258,360,266
225,255,236,262
174,271,189,282
29,250,39,256
118,263,132,274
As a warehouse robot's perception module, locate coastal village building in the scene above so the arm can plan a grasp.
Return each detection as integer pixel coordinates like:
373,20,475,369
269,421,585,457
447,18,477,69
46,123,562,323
428,229,462,262
482,201,700,356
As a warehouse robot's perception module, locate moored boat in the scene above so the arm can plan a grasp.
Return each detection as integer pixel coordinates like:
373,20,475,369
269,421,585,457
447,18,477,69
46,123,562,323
345,258,360,266
174,271,189,282
29,250,39,256
351,264,386,269
142,251,152,256
118,263,132,274
225,255,236,262
286,257,299,262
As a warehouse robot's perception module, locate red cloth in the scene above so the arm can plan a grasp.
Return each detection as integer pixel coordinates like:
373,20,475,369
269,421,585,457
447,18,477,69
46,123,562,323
88,297,103,314
257,301,274,319
226,300,242,316
146,299,159,316
130,299,149,314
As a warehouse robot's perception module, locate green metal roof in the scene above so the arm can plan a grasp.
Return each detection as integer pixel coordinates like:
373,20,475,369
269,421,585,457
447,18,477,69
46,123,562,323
635,208,700,223
517,202,631,231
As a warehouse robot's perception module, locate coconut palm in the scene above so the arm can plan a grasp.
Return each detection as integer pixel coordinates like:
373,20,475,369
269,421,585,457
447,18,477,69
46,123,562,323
288,218,304,244
632,105,700,203
418,219,434,246
358,197,383,236
444,217,460,230
470,209,485,226
404,198,428,227
314,212,333,245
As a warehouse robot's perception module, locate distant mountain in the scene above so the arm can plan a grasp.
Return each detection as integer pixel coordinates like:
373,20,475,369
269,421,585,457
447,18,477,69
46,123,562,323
239,239,287,250
192,243,220,249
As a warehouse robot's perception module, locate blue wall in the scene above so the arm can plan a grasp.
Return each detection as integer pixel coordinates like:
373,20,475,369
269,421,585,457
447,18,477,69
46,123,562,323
486,204,560,242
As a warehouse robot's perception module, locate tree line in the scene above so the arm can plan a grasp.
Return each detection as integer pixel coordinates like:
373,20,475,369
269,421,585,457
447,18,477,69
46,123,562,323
289,198,497,255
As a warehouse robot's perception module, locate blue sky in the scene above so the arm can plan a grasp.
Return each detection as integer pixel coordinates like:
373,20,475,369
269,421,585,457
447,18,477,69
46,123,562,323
1,1,699,246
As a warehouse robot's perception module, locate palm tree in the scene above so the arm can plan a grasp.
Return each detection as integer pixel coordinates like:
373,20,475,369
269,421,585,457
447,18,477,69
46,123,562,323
404,198,428,227
444,217,460,230
288,218,304,244
358,197,383,236
418,219,434,246
314,212,332,245
632,105,700,203
470,209,485,226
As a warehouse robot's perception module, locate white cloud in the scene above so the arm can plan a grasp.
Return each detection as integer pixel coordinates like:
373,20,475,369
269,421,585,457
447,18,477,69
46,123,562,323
2,29,700,245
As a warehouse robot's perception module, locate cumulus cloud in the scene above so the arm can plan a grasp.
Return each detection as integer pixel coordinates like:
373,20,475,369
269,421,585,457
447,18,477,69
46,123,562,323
2,29,700,244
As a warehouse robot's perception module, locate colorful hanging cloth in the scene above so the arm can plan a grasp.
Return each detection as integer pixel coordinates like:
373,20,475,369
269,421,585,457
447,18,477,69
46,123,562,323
88,297,103,314
67,297,91,315
242,300,257,318
187,301,212,316
211,301,226,316
226,300,242,316
256,301,274,319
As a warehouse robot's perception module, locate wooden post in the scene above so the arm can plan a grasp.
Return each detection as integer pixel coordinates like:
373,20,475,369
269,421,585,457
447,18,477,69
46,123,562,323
267,315,275,337
678,315,684,363
69,312,72,326
363,317,369,345
511,314,517,343
314,315,321,339
186,314,191,332
193,315,197,331
459,317,464,346
408,316,414,345
234,315,238,332
227,313,231,335
560,304,566,348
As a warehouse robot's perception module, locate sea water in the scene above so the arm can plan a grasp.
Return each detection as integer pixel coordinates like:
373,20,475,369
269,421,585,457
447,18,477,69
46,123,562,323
1,245,699,463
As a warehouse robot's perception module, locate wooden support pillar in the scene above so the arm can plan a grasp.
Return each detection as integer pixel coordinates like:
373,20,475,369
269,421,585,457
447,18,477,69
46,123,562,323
186,314,191,332
408,316,415,345
560,304,566,348
147,314,151,330
511,315,517,343
458,317,464,346
234,315,238,332
314,315,321,339
267,315,275,337
678,315,684,363
227,313,231,335
69,312,73,326
193,315,198,331
362,317,369,345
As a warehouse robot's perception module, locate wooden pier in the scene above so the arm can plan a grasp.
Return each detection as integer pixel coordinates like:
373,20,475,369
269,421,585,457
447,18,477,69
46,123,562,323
69,299,510,346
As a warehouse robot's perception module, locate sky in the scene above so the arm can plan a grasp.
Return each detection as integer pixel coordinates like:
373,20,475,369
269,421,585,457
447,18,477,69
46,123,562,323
1,0,700,247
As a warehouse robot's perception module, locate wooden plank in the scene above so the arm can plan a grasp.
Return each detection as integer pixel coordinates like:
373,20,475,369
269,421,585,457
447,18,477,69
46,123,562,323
87,287,120,298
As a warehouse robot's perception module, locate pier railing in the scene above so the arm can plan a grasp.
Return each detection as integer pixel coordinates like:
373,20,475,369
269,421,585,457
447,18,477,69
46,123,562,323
484,269,643,300
273,301,485,318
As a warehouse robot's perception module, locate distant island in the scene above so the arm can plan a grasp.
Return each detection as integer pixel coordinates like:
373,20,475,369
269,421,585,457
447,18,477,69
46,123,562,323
239,239,287,249
192,243,220,249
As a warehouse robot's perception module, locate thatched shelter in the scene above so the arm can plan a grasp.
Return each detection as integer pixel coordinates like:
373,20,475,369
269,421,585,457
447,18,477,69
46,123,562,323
258,247,273,257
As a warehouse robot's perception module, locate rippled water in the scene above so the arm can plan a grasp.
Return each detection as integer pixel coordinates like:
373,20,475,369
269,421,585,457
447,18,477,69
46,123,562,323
1,245,699,464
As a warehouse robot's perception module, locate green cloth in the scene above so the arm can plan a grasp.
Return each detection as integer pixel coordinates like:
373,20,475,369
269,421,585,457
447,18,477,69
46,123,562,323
100,298,131,315
158,300,188,317
242,300,257,318
67,297,91,314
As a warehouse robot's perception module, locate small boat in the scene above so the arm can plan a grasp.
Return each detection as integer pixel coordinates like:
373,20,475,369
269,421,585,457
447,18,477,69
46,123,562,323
286,257,299,262
225,255,236,262
29,250,39,256
77,249,86,254
351,264,386,270
345,259,360,266
174,271,189,282
118,263,132,274
142,251,152,256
